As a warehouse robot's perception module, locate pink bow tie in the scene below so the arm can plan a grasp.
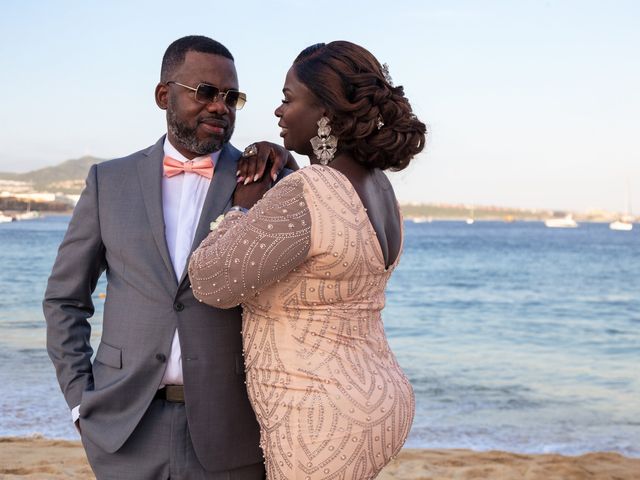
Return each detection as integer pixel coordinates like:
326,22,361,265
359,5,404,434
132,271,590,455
163,156,214,179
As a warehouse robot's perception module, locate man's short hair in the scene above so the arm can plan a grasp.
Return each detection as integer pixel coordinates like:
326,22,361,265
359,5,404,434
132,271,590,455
161,35,234,82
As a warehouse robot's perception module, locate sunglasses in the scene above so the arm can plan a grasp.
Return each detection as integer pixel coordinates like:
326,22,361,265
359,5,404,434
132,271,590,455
167,81,247,110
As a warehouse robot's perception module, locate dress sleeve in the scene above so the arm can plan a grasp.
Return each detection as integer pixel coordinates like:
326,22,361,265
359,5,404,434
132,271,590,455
189,173,311,308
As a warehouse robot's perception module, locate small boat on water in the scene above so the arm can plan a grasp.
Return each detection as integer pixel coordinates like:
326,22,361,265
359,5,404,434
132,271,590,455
0,212,13,223
609,220,633,231
544,215,578,228
411,216,432,223
609,185,634,231
13,201,42,221
609,180,633,232
466,207,475,225
13,210,41,221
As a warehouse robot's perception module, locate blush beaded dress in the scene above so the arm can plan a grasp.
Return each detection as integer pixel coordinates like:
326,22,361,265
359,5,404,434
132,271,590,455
189,165,414,479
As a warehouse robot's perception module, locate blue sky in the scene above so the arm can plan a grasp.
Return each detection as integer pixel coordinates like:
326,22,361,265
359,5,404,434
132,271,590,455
1,0,638,211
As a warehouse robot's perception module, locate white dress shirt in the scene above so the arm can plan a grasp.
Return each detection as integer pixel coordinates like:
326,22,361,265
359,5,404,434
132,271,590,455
160,137,219,386
72,137,220,423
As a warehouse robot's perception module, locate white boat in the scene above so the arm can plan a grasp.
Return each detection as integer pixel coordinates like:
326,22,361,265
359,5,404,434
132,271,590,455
544,215,578,228
0,212,13,223
13,201,41,221
609,220,633,231
412,216,432,223
609,185,634,231
14,210,41,221
466,207,475,225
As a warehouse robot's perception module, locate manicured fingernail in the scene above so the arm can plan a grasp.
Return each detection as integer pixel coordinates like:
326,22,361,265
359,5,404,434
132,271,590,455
237,176,244,183
236,170,241,176
244,178,251,185
253,174,261,182
272,173,277,181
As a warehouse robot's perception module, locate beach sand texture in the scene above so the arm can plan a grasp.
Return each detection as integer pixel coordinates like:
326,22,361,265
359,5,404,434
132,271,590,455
1,438,639,479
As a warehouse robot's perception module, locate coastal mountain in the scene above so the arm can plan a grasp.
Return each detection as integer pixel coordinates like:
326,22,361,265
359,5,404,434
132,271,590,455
0,156,106,193
0,157,610,221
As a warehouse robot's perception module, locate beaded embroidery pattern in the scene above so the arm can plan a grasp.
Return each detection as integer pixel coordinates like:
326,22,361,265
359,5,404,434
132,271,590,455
190,165,415,479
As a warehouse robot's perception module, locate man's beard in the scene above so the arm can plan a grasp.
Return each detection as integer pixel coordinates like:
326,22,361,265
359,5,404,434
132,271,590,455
167,110,234,155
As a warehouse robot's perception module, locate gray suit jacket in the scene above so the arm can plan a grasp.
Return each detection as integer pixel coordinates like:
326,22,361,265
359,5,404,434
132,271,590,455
43,136,261,471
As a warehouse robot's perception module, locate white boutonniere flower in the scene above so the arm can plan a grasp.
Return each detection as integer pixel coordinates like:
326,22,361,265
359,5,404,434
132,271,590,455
209,214,225,231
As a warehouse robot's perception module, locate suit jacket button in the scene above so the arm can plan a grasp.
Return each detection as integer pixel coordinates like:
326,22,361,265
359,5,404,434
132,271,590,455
174,302,184,312
155,353,167,363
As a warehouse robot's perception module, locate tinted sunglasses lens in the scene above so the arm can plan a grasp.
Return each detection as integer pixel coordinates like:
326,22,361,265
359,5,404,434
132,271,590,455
195,84,220,103
235,93,246,109
223,91,246,109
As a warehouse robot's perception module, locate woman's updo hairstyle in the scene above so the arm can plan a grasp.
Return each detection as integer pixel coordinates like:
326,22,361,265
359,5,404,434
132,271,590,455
293,41,426,171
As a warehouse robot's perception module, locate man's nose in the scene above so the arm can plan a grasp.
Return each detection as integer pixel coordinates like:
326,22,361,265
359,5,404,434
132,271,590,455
205,97,229,114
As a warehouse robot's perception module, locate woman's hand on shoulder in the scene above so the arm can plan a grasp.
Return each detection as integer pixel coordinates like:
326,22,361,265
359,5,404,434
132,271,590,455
237,141,299,185
232,168,273,210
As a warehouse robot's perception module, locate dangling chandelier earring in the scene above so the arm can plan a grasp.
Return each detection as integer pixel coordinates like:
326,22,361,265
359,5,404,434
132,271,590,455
310,116,338,165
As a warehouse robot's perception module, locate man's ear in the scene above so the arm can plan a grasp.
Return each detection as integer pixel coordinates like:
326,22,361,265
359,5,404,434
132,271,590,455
155,83,168,110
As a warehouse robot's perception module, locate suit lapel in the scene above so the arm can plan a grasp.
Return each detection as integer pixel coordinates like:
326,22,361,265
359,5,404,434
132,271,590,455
177,143,241,287
137,136,179,284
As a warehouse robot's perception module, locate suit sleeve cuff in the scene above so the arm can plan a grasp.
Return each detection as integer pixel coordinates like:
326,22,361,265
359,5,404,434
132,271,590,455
71,405,80,423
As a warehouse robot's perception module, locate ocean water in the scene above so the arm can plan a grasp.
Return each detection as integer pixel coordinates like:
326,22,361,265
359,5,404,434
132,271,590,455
1,216,638,457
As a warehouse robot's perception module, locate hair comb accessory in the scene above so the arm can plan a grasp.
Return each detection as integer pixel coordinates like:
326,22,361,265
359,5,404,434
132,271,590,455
382,63,394,86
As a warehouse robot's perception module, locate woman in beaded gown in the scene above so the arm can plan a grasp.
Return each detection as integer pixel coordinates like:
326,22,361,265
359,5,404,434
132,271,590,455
189,41,426,479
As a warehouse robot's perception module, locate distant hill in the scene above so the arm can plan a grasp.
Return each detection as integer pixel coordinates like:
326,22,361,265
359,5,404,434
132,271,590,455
0,156,106,193
400,203,552,221
0,157,623,222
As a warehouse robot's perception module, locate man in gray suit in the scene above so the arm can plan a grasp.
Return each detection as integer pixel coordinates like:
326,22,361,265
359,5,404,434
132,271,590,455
44,36,292,479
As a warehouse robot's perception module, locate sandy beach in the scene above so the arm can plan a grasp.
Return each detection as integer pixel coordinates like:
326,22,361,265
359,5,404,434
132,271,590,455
1,437,639,479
